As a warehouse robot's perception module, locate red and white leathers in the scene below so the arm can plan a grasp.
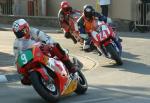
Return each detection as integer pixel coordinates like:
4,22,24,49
58,8,81,33
58,8,81,43
13,20,77,75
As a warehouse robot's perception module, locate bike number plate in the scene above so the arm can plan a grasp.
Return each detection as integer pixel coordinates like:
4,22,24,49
17,49,33,67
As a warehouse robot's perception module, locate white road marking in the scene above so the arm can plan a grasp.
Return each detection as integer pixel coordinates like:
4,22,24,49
71,97,112,103
71,86,112,103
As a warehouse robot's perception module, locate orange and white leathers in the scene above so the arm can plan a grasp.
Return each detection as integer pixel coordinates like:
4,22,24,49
78,16,99,50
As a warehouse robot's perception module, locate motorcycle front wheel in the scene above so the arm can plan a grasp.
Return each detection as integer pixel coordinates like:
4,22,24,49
75,70,88,94
106,44,123,65
30,71,60,103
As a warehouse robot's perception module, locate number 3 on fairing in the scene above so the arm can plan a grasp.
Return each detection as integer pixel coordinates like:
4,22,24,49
21,54,28,64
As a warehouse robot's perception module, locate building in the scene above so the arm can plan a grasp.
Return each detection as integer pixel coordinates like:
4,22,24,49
0,0,149,30
0,0,141,21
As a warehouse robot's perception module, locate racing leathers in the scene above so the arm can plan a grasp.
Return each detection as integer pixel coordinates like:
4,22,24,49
13,27,77,74
77,12,107,51
58,8,81,44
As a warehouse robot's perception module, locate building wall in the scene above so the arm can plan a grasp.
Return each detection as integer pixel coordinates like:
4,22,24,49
10,0,139,21
110,0,132,20
47,0,98,17
13,0,47,16
13,0,28,15
47,0,137,20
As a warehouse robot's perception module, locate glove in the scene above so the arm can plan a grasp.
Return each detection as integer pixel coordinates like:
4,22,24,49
40,44,53,54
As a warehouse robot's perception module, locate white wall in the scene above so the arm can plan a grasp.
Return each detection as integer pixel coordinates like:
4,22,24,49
48,0,136,20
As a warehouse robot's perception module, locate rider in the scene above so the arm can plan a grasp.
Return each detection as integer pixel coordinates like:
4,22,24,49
77,5,122,52
12,19,77,85
58,1,81,44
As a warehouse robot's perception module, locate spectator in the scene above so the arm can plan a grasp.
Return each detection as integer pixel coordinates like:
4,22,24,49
99,0,111,17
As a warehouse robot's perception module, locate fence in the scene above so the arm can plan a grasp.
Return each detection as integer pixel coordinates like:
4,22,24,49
0,0,13,15
129,1,150,32
135,2,150,26
0,0,47,16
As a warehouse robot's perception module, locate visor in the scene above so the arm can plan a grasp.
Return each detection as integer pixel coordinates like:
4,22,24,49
85,12,93,20
14,29,26,38
63,7,72,12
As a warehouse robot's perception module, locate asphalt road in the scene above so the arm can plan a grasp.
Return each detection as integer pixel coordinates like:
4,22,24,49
0,30,150,103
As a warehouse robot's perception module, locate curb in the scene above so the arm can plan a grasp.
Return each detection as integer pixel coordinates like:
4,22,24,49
71,54,98,71
0,27,63,33
0,74,20,83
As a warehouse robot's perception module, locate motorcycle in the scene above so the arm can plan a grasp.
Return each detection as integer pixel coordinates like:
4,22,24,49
15,42,88,102
90,20,123,65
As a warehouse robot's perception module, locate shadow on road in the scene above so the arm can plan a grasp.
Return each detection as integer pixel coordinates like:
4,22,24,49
89,84,150,99
102,59,150,75
120,59,150,75
122,51,140,60
120,32,150,40
1,82,150,103
101,49,150,75
0,52,14,67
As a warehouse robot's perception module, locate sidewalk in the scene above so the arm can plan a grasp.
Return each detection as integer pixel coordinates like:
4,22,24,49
1,23,150,35
0,23,62,33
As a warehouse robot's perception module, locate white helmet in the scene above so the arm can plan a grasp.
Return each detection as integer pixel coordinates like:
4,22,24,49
12,19,30,38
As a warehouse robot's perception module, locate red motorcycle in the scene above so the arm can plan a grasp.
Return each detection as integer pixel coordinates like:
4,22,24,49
90,20,123,65
15,42,88,102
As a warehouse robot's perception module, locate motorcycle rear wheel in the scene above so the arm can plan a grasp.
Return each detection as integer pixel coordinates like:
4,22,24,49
30,71,60,102
75,70,88,94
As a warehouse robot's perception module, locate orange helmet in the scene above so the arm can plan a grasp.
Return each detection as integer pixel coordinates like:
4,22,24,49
12,19,30,39
60,1,72,14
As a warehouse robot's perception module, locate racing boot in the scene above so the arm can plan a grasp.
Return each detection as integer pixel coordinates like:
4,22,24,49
52,43,77,73
70,35,77,44
118,37,123,42
65,32,77,44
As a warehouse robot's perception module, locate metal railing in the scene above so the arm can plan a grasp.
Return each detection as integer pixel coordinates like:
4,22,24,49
0,0,13,15
129,0,150,32
0,0,47,16
135,2,150,26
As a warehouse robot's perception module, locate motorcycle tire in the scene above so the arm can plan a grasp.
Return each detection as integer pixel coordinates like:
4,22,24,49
75,70,88,95
106,44,123,65
30,71,60,102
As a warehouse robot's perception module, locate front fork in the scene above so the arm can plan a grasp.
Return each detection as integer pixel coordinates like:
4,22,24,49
30,67,50,82
112,38,122,56
97,45,109,58
97,39,122,58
